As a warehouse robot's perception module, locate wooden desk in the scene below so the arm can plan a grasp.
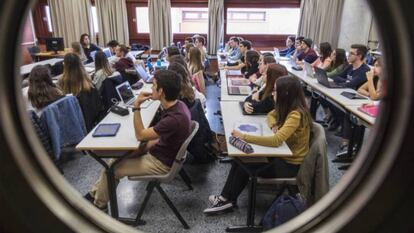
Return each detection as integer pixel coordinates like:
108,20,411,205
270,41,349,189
34,49,69,61
20,58,63,76
220,101,292,232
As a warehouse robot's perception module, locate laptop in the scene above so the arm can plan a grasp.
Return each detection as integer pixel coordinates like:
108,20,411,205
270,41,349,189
273,47,280,58
304,62,314,78
103,48,112,58
90,51,97,61
290,56,303,71
314,67,344,88
227,86,251,95
135,65,153,83
115,81,136,107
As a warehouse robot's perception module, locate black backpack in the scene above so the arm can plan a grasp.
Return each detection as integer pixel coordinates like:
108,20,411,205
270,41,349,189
262,193,306,230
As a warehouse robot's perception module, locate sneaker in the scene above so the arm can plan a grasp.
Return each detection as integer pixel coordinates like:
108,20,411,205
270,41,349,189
204,196,234,215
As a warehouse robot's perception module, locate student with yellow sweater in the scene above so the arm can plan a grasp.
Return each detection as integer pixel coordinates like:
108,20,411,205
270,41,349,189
204,75,312,214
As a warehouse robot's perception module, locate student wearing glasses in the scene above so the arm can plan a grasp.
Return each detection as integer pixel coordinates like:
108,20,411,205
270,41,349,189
204,75,311,214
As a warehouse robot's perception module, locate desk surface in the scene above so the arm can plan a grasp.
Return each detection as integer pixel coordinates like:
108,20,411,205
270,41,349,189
76,83,159,151
20,58,63,76
220,101,292,157
343,104,376,126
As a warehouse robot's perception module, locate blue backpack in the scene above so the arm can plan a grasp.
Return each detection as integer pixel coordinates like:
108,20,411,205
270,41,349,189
262,194,307,230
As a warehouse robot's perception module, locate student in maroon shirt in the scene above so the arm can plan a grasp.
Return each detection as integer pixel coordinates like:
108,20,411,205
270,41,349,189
85,70,192,210
296,38,318,65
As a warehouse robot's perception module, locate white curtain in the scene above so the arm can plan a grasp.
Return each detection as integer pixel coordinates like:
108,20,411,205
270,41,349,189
148,0,172,50
48,0,94,47
95,0,129,47
207,0,224,55
298,0,344,48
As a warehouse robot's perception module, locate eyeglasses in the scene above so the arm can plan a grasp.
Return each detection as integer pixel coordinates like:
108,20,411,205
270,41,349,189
349,52,357,56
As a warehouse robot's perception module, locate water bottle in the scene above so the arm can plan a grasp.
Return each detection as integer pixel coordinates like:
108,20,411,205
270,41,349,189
147,61,153,73
156,59,161,68
219,42,224,52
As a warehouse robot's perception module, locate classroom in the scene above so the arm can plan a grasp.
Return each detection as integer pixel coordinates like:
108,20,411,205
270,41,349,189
17,0,384,232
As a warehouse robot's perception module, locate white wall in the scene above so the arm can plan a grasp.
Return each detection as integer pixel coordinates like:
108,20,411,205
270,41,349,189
337,0,373,50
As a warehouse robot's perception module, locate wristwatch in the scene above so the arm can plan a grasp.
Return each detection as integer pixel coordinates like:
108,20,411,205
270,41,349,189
132,107,141,112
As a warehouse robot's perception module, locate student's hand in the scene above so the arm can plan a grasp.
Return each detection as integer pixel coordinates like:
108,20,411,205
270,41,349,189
244,102,254,114
252,91,260,101
231,130,243,138
366,69,374,81
135,92,152,107
271,126,278,134
249,74,257,83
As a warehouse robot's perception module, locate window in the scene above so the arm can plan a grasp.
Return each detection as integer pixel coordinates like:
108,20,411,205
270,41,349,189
91,6,99,34
171,7,208,34
45,6,52,32
135,7,150,33
226,8,300,35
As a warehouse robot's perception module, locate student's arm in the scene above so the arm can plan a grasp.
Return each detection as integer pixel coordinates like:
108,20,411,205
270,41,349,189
251,96,274,114
239,111,301,147
332,65,350,83
357,82,370,97
133,92,159,141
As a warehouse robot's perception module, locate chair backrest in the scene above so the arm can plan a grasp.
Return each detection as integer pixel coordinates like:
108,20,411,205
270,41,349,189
129,121,199,183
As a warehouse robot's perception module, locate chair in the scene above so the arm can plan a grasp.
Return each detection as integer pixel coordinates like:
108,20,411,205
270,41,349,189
257,122,329,207
27,45,40,62
128,121,199,228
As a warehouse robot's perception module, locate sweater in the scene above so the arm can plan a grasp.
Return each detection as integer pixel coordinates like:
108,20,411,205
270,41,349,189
332,63,370,90
241,110,310,165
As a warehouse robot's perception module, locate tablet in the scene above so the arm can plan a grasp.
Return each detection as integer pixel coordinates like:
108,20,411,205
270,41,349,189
92,123,121,137
340,91,368,100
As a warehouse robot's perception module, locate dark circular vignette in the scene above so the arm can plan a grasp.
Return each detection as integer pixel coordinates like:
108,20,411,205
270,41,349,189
0,0,413,233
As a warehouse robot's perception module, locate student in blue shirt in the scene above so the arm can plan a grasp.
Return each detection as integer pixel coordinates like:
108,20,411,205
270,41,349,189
228,37,241,60
80,33,101,64
279,36,296,57
332,44,370,90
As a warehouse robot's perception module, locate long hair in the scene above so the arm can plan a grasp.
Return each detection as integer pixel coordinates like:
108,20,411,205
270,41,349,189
262,64,288,101
319,42,332,63
332,48,348,70
71,42,87,61
28,65,63,109
94,51,113,77
58,53,92,96
188,47,203,75
245,50,260,69
274,75,312,129
168,62,195,102
184,43,195,62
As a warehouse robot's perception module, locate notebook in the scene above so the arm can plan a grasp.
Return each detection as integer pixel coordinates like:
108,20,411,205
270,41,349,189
230,78,250,86
228,86,251,95
358,104,378,117
234,122,262,136
92,123,121,137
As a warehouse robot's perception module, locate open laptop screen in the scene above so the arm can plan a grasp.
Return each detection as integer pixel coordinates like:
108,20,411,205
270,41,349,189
115,81,135,105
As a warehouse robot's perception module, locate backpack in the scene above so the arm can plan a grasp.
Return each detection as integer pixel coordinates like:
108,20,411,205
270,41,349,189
262,194,306,230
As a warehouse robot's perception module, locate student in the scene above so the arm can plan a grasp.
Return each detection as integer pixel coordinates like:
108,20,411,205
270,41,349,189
228,37,241,61
194,35,207,62
85,70,192,210
167,62,196,107
243,64,288,114
71,42,87,63
166,46,181,62
225,40,252,71
113,45,134,73
327,48,348,78
332,44,370,89
312,42,332,70
188,47,204,75
92,51,120,90
204,75,311,214
27,65,64,112
357,58,382,100
292,36,305,59
249,55,277,87
58,53,104,131
184,43,195,62
80,33,101,63
106,40,119,55
296,38,318,65
244,50,260,79
279,36,296,57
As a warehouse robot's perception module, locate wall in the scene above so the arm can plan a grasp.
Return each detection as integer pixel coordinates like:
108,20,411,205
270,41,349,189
21,13,36,65
337,0,373,50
